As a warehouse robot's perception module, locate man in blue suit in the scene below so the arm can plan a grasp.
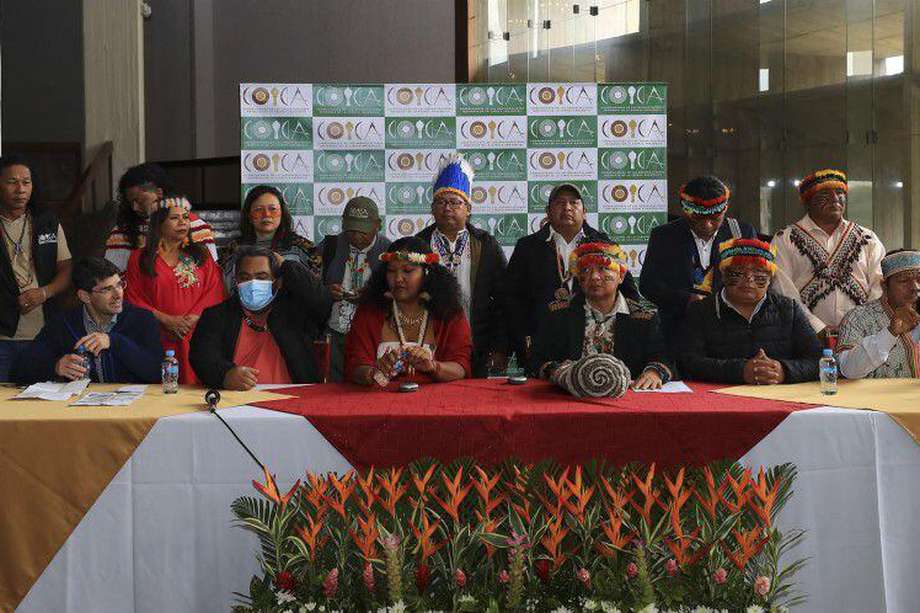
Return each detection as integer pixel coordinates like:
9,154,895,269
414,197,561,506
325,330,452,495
640,176,757,347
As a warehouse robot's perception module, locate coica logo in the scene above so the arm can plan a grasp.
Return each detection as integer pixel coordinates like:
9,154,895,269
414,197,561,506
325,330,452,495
528,84,596,109
387,184,433,208
600,213,662,238
386,85,453,108
386,118,455,141
316,185,383,209
315,120,382,142
386,216,432,237
242,118,311,143
529,117,595,141
315,151,383,179
601,182,666,206
457,85,525,112
600,117,665,140
469,183,526,208
314,85,382,112
598,149,666,175
465,151,526,175
528,150,595,173
242,152,311,176
314,217,343,238
598,84,666,110
458,118,525,141
240,84,312,113
386,151,449,174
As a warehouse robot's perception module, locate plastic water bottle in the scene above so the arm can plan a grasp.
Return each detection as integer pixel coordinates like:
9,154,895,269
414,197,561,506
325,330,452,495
76,344,91,380
161,350,179,394
819,349,837,395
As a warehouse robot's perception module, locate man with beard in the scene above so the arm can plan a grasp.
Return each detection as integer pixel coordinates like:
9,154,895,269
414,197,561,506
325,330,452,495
505,183,640,362
15,257,162,383
105,163,217,272
771,169,884,339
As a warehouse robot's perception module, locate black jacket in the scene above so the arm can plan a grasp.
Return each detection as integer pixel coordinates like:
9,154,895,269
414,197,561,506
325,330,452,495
14,303,163,384
505,223,640,360
0,206,65,336
190,260,333,387
678,290,821,384
416,223,508,376
528,293,673,380
640,216,756,345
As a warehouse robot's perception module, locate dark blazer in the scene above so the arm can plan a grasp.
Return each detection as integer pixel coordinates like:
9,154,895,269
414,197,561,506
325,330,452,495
190,260,333,388
505,222,641,360
640,216,756,345
14,303,163,384
416,223,508,377
528,293,672,380
678,290,822,384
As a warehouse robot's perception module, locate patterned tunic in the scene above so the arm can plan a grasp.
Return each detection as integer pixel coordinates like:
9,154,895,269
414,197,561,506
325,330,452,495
837,298,920,378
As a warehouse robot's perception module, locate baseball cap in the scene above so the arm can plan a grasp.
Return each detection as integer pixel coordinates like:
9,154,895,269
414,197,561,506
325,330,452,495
342,196,380,233
548,183,583,204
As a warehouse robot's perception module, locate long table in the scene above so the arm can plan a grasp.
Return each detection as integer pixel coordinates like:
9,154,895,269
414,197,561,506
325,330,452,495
10,399,920,612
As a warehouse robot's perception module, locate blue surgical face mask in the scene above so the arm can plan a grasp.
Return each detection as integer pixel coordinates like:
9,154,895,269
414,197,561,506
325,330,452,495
238,279,276,311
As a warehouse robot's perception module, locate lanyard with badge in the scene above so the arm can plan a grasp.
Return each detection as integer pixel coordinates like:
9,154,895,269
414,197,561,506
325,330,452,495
548,243,573,312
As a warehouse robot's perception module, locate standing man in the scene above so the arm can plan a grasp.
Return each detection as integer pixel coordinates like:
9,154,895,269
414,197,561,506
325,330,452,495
0,155,73,381
640,176,756,345
415,154,508,377
105,162,217,272
316,196,391,381
771,169,885,338
505,183,640,362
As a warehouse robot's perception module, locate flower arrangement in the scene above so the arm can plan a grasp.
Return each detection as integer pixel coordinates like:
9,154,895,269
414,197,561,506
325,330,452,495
379,251,441,266
231,460,804,613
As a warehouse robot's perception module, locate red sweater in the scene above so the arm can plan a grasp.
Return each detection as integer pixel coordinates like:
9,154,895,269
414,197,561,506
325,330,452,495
344,303,473,383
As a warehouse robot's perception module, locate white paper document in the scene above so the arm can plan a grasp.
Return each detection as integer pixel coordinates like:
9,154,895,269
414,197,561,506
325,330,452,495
632,381,693,394
70,386,149,407
14,379,90,401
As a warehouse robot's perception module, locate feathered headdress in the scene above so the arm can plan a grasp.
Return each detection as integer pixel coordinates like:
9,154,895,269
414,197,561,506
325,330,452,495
433,153,475,204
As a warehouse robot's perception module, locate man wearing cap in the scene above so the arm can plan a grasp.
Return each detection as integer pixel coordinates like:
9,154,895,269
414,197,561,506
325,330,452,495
679,238,822,385
505,182,640,362
316,196,391,381
641,176,756,346
771,169,885,338
415,153,508,377
837,249,920,379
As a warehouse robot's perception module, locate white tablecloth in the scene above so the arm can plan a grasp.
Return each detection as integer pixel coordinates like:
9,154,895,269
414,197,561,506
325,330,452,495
15,405,920,612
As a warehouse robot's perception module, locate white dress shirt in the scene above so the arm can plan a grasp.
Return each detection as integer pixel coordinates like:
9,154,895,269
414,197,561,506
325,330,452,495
692,232,716,270
547,225,586,289
328,237,376,334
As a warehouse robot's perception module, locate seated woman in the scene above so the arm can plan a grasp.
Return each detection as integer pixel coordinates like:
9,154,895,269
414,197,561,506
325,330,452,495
837,249,920,379
221,185,319,292
529,242,672,394
679,238,821,384
125,196,225,384
345,237,471,387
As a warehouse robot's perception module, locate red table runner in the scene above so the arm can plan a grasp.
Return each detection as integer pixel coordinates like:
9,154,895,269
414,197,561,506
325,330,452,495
252,380,817,469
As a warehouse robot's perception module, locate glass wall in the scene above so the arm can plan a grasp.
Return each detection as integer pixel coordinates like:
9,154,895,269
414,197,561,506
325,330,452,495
467,0,915,248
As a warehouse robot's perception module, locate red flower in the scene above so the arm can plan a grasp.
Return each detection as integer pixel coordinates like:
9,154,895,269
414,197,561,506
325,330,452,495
713,567,727,585
274,571,296,591
415,563,431,594
534,559,551,584
626,562,638,579
576,567,591,589
666,558,679,577
363,562,375,593
499,570,510,584
454,568,467,589
323,568,339,598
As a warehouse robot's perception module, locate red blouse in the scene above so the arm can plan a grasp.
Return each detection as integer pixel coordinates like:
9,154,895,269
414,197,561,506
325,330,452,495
344,303,472,383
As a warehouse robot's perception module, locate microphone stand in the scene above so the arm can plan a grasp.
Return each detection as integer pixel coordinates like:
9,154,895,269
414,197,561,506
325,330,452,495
204,389,266,472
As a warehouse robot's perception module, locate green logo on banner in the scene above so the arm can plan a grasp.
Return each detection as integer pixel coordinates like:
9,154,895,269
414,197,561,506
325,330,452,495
386,182,434,214
598,212,666,242
313,215,345,241
527,181,597,213
470,213,528,247
461,149,527,181
456,84,527,115
385,117,456,149
527,116,597,148
313,84,384,116
598,148,667,180
240,117,312,150
598,83,667,114
314,150,385,182
243,183,313,215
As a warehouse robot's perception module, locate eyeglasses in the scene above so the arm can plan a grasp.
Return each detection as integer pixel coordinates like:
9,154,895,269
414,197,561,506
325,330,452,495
433,199,468,211
91,279,127,295
723,270,771,287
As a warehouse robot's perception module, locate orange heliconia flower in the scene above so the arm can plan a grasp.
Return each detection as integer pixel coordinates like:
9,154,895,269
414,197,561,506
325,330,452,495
600,475,635,512
596,504,632,558
324,471,356,519
411,464,438,504
252,466,300,509
540,512,570,570
431,466,473,525
563,466,596,524
722,526,769,570
721,469,753,514
349,511,379,561
377,467,408,519
473,466,505,519
356,468,380,515
304,472,330,511
749,467,781,528
630,464,660,524
664,468,694,514
295,512,326,563
693,466,726,519
410,511,444,562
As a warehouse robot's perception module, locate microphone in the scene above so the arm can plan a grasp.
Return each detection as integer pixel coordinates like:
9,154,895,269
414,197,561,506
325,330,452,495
204,389,266,472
